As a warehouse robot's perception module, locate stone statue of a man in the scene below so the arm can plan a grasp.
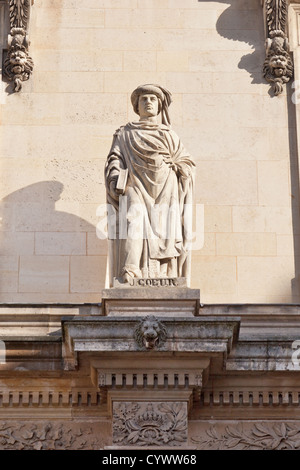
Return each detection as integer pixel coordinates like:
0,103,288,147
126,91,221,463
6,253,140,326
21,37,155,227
105,84,195,285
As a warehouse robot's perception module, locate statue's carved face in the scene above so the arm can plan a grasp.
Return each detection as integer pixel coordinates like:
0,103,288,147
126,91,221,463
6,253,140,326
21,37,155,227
138,94,159,119
9,50,27,74
269,54,289,77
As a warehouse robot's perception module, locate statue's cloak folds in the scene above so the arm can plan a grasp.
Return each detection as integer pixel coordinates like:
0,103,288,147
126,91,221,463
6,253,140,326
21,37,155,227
105,121,195,284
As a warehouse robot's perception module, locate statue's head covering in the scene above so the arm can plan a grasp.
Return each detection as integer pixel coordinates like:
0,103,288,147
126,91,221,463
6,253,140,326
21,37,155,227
131,84,172,126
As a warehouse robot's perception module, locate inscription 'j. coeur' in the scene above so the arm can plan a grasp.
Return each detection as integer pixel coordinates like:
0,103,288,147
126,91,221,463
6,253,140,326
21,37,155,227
129,278,179,287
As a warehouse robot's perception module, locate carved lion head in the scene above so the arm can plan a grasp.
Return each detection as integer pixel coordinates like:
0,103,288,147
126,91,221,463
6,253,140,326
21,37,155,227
7,49,28,73
134,316,167,350
268,53,290,76
4,47,34,91
263,35,293,95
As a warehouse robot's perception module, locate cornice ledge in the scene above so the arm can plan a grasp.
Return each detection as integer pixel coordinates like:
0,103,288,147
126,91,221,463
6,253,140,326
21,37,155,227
61,315,240,371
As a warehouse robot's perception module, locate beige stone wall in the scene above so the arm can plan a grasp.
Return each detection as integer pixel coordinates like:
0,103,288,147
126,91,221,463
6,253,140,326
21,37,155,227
0,0,298,303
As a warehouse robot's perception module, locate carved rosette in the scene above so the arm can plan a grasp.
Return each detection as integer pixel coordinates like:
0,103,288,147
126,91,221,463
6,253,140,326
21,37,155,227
3,0,34,92
112,401,188,447
263,0,293,95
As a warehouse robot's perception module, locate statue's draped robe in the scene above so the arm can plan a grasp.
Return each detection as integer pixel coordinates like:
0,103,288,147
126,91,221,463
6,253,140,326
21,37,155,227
105,121,195,285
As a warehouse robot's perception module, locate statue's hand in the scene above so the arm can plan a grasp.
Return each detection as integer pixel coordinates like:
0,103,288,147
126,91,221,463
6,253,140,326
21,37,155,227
164,156,177,172
176,163,193,179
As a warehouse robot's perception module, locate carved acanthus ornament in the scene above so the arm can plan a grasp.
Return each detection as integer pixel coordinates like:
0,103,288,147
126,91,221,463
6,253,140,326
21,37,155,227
193,422,300,450
263,0,293,95
3,0,34,91
0,421,103,450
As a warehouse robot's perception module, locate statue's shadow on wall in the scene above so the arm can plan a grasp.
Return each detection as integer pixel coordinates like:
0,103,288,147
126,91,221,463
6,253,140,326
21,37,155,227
0,181,107,278
199,0,266,86
0,181,97,233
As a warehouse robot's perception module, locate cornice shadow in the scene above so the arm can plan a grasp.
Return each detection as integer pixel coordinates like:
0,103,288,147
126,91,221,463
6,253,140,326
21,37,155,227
199,0,266,85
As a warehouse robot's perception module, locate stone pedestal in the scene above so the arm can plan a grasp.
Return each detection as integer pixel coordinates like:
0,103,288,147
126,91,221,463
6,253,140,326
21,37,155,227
2,303,300,449
101,286,201,317
62,287,239,448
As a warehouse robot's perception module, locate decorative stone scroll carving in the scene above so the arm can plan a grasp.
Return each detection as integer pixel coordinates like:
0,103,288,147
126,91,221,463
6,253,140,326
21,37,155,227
3,0,34,91
112,401,188,447
0,421,104,450
134,315,167,350
263,0,293,95
192,422,300,450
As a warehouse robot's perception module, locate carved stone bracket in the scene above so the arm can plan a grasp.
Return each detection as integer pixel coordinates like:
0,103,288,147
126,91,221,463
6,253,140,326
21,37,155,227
61,302,239,448
3,0,34,91
262,0,294,95
62,314,240,371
